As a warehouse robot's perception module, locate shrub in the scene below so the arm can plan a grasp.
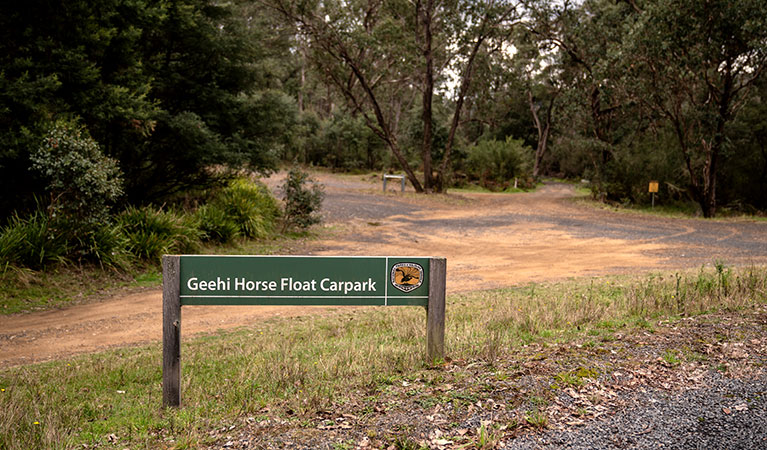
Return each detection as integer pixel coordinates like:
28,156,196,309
0,203,131,270
0,209,68,270
194,204,241,244
281,168,324,232
30,120,123,225
211,179,280,239
464,137,533,190
74,223,130,269
118,206,201,261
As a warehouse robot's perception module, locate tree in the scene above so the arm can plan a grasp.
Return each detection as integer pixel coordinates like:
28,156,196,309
122,0,298,203
0,0,157,217
622,0,767,217
265,0,522,193
525,0,638,196
515,27,560,178
0,0,298,216
31,121,123,225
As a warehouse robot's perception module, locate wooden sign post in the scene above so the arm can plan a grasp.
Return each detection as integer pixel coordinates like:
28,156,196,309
162,255,446,408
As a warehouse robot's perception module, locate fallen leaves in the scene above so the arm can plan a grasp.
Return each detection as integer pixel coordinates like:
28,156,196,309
203,305,767,450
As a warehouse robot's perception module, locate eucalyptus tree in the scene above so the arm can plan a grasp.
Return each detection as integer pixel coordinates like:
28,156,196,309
524,0,639,196
264,0,523,192
621,0,767,217
509,26,560,178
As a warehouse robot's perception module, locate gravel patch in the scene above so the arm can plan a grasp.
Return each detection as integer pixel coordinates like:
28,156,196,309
505,372,767,449
314,178,767,267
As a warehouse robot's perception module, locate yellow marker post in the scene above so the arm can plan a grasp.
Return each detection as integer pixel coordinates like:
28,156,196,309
649,181,659,208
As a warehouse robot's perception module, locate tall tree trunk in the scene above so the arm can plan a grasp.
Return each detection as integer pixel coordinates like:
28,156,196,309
436,22,487,192
418,0,435,192
528,89,557,178
298,40,306,112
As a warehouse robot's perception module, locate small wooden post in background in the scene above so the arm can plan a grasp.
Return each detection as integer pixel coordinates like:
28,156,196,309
162,255,181,408
427,257,446,363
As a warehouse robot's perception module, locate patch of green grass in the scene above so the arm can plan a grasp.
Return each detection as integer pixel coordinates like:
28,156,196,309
390,436,429,450
0,265,155,314
576,195,767,221
524,408,548,429
449,182,541,195
553,366,600,389
662,349,682,366
552,371,585,388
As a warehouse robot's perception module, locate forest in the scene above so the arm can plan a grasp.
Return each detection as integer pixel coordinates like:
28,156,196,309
1,0,767,269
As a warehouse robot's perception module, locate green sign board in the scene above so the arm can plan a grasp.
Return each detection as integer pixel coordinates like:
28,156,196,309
178,255,430,306
162,255,446,407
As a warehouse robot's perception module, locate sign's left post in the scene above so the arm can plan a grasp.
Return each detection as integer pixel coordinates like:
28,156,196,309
162,255,182,408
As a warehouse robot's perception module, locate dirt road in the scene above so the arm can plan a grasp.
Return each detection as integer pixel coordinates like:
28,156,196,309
2,173,766,368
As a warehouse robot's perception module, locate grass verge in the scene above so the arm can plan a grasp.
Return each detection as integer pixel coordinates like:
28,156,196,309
0,236,307,315
574,195,767,221
1,264,765,449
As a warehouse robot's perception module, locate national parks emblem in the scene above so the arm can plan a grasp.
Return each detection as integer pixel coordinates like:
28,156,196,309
390,262,424,293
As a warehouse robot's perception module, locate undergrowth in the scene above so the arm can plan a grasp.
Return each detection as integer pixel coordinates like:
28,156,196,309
0,177,297,313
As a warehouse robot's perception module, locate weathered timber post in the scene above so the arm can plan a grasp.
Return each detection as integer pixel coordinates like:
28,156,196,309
162,255,181,408
427,257,446,362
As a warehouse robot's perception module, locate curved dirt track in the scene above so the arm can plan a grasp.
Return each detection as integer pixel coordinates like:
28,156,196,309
1,173,766,368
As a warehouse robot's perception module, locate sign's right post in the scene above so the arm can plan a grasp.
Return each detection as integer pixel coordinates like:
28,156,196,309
427,257,446,363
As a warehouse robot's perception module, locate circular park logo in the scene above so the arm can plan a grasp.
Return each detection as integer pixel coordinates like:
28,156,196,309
390,262,424,293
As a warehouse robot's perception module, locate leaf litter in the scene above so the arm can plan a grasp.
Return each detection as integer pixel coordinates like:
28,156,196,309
206,304,767,449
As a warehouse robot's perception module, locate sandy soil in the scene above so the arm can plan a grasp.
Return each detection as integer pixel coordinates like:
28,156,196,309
2,173,765,368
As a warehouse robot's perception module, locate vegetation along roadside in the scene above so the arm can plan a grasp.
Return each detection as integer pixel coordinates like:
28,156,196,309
0,167,324,315
1,264,765,449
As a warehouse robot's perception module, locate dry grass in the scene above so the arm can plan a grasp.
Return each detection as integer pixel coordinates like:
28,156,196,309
0,264,765,449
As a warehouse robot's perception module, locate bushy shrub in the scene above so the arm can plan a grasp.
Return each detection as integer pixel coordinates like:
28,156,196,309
194,204,241,244
464,137,534,190
210,179,280,239
118,207,201,261
0,204,132,270
281,168,324,232
30,121,123,225
0,209,69,270
74,223,130,269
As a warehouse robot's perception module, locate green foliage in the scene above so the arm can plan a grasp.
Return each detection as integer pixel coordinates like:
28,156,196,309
194,204,241,244
317,113,387,171
281,169,324,232
0,176,283,270
193,178,282,244
0,209,68,270
598,131,686,206
117,207,201,262
30,121,123,224
210,179,281,240
0,204,132,271
75,223,131,270
463,137,533,190
0,0,297,215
